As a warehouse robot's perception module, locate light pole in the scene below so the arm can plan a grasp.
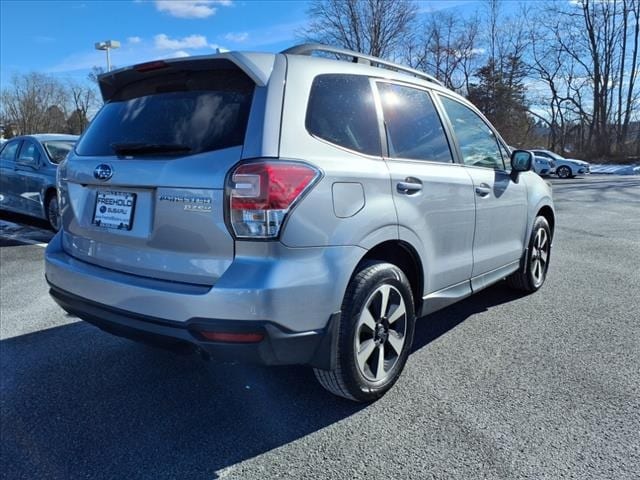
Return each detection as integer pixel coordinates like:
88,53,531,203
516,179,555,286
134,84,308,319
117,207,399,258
94,40,120,72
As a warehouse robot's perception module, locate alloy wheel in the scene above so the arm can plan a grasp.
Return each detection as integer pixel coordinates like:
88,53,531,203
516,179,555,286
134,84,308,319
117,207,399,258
557,166,571,179
530,227,549,287
48,197,60,231
354,284,407,383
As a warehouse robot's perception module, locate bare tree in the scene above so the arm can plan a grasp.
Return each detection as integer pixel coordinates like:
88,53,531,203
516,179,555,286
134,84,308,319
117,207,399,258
0,72,100,135
507,0,640,157
87,66,106,85
486,0,500,78
527,6,584,152
616,0,640,154
303,0,417,59
405,11,481,92
460,1,536,145
0,72,68,135
582,0,618,155
67,80,98,134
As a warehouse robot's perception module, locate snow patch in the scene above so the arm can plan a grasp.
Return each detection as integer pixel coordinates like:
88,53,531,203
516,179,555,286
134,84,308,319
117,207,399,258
589,164,640,175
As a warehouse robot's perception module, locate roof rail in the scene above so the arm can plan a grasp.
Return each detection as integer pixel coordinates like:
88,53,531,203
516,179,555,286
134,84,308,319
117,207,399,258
281,43,444,87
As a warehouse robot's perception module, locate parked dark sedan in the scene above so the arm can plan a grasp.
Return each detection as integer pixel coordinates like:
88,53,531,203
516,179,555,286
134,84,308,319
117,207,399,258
0,134,78,230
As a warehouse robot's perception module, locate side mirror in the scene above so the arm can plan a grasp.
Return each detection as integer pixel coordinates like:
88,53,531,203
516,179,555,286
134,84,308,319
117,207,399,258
511,150,533,173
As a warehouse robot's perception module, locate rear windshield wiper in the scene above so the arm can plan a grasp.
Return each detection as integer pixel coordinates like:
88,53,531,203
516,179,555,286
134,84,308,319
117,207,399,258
111,142,192,156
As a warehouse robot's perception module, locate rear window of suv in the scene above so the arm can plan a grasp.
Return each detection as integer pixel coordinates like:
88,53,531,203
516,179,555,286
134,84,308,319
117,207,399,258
306,74,381,156
76,68,255,156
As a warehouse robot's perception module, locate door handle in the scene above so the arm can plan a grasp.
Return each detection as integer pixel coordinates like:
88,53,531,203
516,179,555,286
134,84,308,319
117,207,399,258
397,180,423,194
475,184,491,197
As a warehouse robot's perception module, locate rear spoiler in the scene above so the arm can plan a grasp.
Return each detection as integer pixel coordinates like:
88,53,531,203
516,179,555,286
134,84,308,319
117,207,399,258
97,51,277,102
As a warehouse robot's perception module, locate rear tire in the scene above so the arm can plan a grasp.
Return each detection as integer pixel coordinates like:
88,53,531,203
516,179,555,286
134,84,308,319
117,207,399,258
46,193,60,232
314,261,416,402
507,216,551,292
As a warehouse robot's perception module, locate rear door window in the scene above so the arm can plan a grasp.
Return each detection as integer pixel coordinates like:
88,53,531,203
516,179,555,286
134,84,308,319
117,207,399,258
306,74,381,156
76,68,255,156
378,82,452,163
0,140,20,164
17,141,40,167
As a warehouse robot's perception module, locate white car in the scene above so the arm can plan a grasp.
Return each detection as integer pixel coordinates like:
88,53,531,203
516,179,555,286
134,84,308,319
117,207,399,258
508,147,555,177
531,150,591,179
533,156,556,176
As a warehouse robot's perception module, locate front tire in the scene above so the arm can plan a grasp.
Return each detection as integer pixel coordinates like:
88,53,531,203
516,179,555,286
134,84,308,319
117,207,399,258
314,261,416,402
556,166,573,179
507,216,551,292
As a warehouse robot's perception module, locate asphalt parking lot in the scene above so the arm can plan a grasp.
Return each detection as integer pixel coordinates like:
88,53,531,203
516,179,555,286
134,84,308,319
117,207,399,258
1,175,639,479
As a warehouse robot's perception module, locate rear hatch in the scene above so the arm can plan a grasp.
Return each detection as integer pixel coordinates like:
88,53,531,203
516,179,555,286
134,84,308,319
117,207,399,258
59,58,261,285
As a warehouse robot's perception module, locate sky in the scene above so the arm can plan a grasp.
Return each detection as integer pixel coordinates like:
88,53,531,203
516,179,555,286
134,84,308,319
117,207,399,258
0,0,479,88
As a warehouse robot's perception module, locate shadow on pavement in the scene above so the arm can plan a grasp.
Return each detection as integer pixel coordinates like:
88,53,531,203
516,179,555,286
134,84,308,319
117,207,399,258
0,211,52,231
1,283,522,479
1,322,363,479
0,211,55,246
413,282,525,352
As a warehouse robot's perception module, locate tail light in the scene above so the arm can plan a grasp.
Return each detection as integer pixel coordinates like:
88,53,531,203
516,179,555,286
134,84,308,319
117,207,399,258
228,160,320,239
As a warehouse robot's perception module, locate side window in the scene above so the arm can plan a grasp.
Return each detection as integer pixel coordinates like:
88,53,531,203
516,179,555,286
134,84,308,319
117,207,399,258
17,141,40,167
440,96,505,170
306,74,381,156
378,83,452,163
0,140,20,163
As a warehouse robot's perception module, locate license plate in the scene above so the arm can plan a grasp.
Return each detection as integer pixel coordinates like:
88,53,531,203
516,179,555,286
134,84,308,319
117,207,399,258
93,191,136,230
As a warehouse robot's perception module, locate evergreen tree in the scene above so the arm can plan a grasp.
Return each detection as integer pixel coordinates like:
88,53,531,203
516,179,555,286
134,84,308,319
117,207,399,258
467,55,533,145
66,109,89,135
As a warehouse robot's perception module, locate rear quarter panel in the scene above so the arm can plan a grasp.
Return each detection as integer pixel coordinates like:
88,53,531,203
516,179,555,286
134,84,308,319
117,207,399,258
277,56,398,250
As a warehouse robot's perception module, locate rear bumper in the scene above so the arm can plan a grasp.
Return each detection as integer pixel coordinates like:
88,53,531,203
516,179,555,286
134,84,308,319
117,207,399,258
49,285,339,368
45,232,364,367
45,232,363,331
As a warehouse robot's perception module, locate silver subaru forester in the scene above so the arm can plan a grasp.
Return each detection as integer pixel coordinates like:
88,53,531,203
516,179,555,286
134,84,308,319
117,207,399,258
45,44,554,402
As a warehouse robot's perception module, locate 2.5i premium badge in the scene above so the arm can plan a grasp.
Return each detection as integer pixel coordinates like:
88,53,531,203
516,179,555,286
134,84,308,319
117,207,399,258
158,193,213,212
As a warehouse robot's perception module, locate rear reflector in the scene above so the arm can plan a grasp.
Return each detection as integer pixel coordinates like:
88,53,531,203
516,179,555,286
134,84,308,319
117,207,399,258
198,331,265,343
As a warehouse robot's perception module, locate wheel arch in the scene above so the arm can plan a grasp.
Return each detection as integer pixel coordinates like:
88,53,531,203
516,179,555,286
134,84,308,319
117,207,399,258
537,205,555,240
356,240,424,314
43,186,57,217
44,186,57,201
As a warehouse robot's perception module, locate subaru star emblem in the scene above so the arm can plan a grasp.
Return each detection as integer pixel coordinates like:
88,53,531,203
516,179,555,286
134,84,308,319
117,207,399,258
94,164,113,181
